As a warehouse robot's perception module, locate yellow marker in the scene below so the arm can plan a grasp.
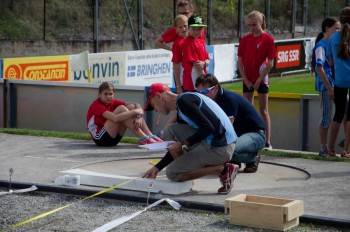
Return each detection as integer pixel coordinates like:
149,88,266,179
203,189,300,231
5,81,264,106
149,159,161,166
87,69,92,83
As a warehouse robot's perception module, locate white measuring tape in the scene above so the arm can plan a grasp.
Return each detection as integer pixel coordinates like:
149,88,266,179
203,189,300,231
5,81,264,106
0,185,37,196
92,198,181,232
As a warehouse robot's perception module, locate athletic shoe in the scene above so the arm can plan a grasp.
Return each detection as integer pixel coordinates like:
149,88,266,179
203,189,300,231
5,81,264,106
340,151,350,159
138,137,158,145
244,154,261,173
218,163,239,195
231,161,242,169
264,143,273,151
319,149,328,157
327,150,336,157
150,135,163,142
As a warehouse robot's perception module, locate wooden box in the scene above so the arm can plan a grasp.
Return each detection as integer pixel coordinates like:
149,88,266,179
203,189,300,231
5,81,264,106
225,194,304,231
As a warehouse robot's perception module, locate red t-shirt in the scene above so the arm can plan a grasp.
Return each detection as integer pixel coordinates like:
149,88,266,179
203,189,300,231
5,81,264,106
237,32,276,84
172,36,185,63
172,36,186,85
86,98,125,138
181,36,209,91
162,27,206,43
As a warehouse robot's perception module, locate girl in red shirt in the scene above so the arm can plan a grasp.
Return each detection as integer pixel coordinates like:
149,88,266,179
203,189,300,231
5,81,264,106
237,11,276,150
172,14,188,94
87,82,162,146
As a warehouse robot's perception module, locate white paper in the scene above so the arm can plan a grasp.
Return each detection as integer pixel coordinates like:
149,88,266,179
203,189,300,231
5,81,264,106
138,141,175,150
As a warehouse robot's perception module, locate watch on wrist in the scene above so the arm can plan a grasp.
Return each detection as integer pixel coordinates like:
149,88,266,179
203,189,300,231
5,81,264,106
181,141,189,152
182,144,189,152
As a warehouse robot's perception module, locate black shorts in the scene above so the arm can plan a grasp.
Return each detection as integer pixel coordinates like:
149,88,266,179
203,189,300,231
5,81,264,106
93,128,122,147
243,83,269,94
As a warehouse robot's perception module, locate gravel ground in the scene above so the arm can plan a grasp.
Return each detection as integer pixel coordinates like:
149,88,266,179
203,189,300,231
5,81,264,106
0,189,347,232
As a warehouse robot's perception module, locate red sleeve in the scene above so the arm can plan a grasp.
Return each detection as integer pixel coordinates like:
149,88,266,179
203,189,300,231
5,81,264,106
87,99,106,123
266,34,276,60
161,27,178,43
237,35,247,58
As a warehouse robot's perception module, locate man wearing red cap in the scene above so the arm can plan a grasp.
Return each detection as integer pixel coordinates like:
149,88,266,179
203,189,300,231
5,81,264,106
142,83,239,194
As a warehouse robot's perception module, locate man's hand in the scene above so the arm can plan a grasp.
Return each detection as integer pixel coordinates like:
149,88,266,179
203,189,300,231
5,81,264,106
142,166,159,179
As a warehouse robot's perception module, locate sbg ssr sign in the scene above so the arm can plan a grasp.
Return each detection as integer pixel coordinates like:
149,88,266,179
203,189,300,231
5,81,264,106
276,44,301,69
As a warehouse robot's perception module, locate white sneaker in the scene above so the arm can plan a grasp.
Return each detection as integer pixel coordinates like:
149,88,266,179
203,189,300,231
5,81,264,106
264,144,273,151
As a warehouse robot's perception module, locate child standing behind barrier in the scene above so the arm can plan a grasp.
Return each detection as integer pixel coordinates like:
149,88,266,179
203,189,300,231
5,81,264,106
237,11,276,150
155,0,194,51
172,14,189,94
87,82,163,146
313,17,340,157
181,14,210,91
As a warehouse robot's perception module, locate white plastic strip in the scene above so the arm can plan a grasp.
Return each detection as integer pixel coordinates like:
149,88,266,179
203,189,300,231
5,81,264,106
92,198,181,232
0,185,38,196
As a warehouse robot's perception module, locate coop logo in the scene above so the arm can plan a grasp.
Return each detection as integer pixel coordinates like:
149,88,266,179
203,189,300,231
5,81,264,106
276,44,301,69
127,62,171,78
4,61,69,81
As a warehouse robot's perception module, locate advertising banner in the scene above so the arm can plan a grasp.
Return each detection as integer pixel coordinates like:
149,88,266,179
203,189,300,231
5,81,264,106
71,52,125,84
205,45,214,75
3,56,69,81
272,38,312,74
124,49,173,86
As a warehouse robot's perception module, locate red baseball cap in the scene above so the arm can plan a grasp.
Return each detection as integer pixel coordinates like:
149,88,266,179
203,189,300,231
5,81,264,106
144,83,170,111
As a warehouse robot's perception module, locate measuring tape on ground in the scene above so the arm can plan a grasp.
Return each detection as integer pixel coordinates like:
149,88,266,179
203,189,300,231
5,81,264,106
1,176,162,232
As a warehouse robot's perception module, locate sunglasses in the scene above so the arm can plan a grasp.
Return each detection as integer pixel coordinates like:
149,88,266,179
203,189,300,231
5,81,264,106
196,85,215,94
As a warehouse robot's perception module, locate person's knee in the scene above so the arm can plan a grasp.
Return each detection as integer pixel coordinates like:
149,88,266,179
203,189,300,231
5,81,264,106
165,168,181,182
259,107,268,115
320,120,331,129
115,105,128,113
125,104,136,110
333,114,344,124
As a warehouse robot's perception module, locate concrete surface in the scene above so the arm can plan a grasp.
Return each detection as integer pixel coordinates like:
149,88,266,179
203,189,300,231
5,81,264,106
0,133,349,223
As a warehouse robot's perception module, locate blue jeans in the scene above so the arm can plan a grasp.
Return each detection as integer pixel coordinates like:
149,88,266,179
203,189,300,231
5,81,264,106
230,130,266,164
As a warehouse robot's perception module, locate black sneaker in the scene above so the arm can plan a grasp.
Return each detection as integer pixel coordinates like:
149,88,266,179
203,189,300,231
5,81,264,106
244,154,261,173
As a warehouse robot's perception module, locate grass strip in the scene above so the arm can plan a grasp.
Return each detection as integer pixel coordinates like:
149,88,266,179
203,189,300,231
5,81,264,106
0,128,349,163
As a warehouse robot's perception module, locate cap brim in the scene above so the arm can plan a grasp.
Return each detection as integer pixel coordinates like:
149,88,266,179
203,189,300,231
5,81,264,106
189,24,207,27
